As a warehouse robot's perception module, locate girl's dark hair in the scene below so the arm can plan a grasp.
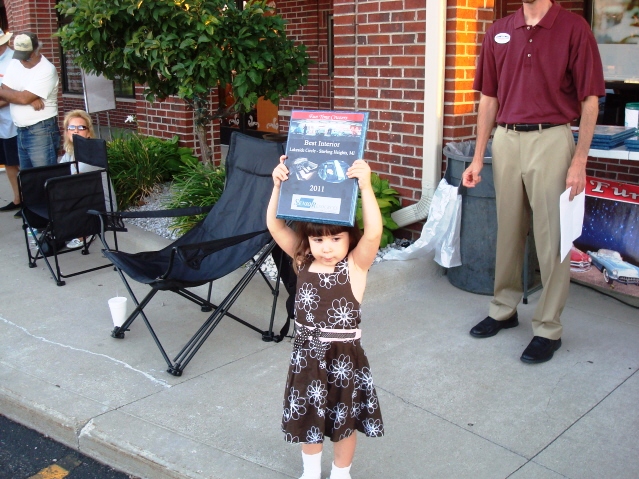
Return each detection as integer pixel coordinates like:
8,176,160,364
292,222,362,272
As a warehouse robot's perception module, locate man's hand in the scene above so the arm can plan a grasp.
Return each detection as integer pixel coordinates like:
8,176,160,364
462,160,483,188
30,98,44,111
565,161,586,201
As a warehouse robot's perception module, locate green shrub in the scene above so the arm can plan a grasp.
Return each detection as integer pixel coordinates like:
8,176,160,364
355,173,401,248
163,162,226,236
108,134,198,210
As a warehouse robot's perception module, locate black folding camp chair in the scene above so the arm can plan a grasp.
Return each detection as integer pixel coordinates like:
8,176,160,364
72,135,118,217
93,132,292,376
18,162,117,286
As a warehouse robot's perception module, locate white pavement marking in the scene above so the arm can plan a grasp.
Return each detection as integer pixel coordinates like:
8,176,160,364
0,316,171,388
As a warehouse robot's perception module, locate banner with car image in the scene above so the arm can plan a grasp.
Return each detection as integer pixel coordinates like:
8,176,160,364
276,110,369,226
571,176,639,307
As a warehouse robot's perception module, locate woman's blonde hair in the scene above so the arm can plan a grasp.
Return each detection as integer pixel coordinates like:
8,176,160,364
63,110,95,154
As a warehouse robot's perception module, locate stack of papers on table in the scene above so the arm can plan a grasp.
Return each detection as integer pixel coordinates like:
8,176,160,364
572,125,637,149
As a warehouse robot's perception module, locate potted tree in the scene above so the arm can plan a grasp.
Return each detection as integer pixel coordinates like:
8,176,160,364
57,0,311,163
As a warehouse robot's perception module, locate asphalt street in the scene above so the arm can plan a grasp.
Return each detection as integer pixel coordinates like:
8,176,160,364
0,415,138,479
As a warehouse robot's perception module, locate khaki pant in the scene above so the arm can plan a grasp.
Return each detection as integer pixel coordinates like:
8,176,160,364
487,124,575,340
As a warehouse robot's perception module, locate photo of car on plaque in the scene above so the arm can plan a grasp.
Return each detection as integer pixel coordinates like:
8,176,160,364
276,110,369,226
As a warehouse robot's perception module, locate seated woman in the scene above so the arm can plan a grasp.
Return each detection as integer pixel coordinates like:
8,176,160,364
59,109,117,248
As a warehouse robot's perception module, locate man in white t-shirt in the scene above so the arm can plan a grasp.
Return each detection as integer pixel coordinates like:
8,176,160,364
0,28,21,213
0,32,60,169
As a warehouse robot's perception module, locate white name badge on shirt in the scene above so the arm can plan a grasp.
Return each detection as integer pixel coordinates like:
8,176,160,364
495,33,510,44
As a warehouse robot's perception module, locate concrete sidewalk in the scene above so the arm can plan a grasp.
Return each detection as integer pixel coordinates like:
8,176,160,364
1,172,638,479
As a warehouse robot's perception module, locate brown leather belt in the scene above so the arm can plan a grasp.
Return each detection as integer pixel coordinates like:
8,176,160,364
498,123,564,132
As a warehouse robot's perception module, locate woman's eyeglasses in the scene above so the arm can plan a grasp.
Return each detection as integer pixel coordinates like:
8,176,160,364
67,125,88,131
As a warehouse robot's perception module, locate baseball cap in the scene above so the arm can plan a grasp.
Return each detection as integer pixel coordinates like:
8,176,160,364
0,29,12,46
13,32,38,61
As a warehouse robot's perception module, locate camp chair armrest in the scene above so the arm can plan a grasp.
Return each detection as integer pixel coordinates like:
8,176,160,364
158,230,267,278
175,230,269,270
117,205,214,219
87,210,127,251
88,209,127,231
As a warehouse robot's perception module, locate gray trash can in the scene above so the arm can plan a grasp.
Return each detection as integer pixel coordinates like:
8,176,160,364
443,141,538,296
443,141,496,295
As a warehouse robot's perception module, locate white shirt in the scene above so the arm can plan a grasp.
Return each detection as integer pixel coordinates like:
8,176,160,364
2,55,58,128
0,47,17,138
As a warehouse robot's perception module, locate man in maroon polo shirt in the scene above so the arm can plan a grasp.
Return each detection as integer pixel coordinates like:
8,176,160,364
462,0,605,363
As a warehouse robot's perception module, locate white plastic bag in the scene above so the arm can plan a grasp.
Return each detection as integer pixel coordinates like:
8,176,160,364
383,178,462,267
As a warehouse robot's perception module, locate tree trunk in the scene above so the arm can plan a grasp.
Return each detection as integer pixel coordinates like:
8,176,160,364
196,121,212,164
194,97,213,164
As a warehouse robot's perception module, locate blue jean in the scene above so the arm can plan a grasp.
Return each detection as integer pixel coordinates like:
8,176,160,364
17,116,61,169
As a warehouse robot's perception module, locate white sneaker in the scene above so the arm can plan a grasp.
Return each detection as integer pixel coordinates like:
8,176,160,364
66,238,84,249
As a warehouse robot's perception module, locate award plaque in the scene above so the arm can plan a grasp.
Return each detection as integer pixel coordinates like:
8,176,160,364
276,110,369,226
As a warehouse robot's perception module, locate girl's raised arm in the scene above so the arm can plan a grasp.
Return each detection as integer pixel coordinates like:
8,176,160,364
348,160,382,271
266,156,298,258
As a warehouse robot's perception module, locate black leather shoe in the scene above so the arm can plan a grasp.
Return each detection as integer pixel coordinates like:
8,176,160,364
469,312,519,338
520,336,561,364
0,201,20,212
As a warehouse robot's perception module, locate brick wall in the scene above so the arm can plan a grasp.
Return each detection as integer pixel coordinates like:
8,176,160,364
330,0,427,237
443,0,493,154
277,0,334,134
61,97,135,133
135,86,219,162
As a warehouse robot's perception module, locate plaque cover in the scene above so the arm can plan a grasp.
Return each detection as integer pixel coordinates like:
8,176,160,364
276,110,369,226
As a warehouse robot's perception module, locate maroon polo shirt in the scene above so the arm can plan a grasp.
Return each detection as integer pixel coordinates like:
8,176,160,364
473,1,605,124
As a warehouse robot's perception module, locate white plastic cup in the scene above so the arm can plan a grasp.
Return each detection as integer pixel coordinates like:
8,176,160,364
108,296,128,327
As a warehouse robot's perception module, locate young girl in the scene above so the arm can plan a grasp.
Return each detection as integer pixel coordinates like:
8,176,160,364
267,156,384,479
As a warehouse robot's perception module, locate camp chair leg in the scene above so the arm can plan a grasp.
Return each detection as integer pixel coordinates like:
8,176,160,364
202,282,214,312
111,287,176,371
110,265,178,370
262,248,285,343
175,288,217,312
169,242,280,376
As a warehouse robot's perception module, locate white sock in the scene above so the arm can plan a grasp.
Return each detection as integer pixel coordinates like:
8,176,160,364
329,462,351,479
299,450,322,479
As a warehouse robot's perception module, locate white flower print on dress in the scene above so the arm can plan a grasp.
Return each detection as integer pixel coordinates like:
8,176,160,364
297,283,320,313
334,260,349,283
329,402,348,429
309,340,329,360
318,272,337,289
328,354,354,387
363,418,384,437
284,432,300,443
354,367,374,392
306,426,323,444
287,387,307,421
328,298,358,328
307,380,328,408
290,348,308,373
351,402,362,419
365,395,379,414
